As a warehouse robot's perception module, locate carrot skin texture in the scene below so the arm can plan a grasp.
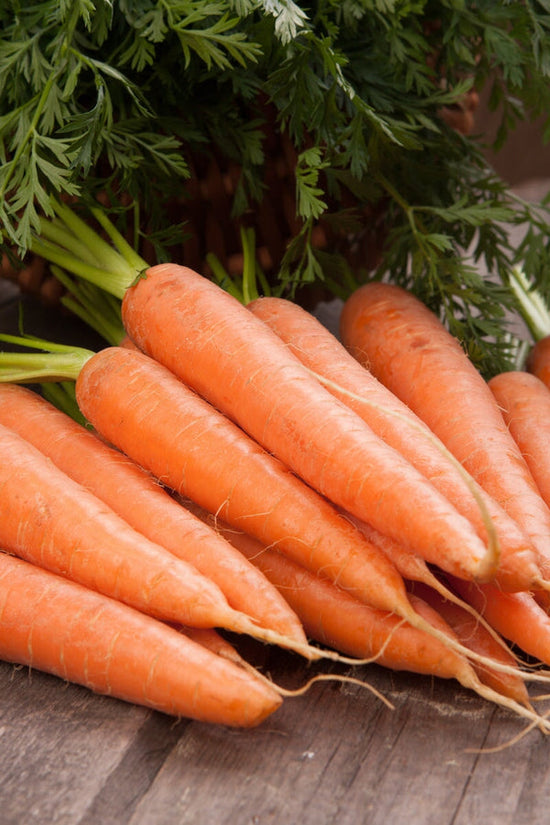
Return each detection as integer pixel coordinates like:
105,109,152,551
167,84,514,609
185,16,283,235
0,384,306,645
0,552,281,726
339,282,550,577
73,346,418,622
179,626,248,667
449,576,550,667
526,336,550,390
121,265,497,584
248,296,540,592
207,519,476,683
488,371,550,510
409,582,529,706
0,422,255,633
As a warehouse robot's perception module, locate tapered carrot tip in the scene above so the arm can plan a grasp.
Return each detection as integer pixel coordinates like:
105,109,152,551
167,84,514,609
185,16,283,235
0,553,282,727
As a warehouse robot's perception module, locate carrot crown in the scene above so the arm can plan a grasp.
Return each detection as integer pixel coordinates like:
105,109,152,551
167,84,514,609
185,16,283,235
30,200,148,301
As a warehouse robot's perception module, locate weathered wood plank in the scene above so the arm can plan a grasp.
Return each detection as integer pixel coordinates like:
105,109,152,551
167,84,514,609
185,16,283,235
117,660,545,825
0,662,148,825
452,716,550,825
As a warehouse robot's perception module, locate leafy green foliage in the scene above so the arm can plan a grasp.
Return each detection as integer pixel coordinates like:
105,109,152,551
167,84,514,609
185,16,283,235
1,0,550,374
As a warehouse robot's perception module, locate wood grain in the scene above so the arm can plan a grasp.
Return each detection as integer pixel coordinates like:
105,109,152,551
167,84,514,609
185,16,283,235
1,654,549,825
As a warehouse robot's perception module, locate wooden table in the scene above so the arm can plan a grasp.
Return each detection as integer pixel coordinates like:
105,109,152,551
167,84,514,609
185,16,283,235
1,282,549,825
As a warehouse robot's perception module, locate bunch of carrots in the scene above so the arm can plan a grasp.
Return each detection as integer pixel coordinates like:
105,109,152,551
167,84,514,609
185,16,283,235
2,201,550,738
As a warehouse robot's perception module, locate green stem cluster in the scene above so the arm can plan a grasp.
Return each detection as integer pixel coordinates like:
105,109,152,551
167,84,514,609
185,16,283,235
0,333,92,383
508,266,550,344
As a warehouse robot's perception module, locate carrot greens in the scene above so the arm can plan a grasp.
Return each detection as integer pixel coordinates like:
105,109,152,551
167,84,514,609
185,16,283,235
3,2,550,372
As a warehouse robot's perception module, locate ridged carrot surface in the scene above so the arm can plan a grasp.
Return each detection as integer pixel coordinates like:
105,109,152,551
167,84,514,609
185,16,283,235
0,422,261,636
0,383,306,645
450,576,550,668
0,552,281,726
73,346,421,625
409,582,529,707
193,510,535,716
489,370,550,511
339,281,550,580
120,264,498,584
526,336,550,390
248,295,540,593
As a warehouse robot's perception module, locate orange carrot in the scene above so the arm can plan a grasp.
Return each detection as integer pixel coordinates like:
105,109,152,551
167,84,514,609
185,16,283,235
179,626,248,667
70,346,429,628
195,513,541,719
449,575,550,669
339,281,550,581
526,336,550,390
0,341,525,668
409,582,530,706
121,264,498,584
488,370,550,510
28,339,527,669
248,295,541,593
0,421,291,644
186,505,470,676
0,383,306,645
0,551,281,726
0,341,444,648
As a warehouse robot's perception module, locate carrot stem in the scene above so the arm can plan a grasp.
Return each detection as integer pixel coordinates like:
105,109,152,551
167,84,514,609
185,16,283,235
52,199,143,276
89,204,147,273
51,265,126,346
508,265,550,343
30,236,128,299
39,219,104,268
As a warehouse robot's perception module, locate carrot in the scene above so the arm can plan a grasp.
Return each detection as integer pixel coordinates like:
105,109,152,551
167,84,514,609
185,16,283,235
0,551,282,726
248,295,541,593
0,383,306,645
507,266,550,392
29,204,499,581
449,576,550,670
0,420,305,649
346,514,521,658
121,263,499,584
526,336,550,390
70,347,429,624
339,281,550,582
408,582,530,707
488,370,550,510
0,337,506,662
193,499,532,673
179,626,249,668
193,512,542,721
